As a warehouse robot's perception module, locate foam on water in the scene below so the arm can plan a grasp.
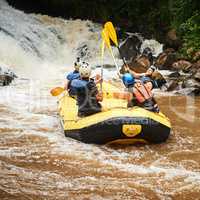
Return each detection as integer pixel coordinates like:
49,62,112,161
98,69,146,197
140,39,163,57
1,1,200,199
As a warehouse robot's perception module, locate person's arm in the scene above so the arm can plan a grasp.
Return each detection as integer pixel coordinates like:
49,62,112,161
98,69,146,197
96,91,103,101
63,79,70,90
64,72,73,90
128,68,146,78
94,74,102,84
91,81,103,102
145,70,153,76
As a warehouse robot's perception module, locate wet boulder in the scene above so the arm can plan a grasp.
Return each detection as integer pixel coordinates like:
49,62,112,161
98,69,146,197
168,71,181,78
193,68,200,82
119,57,149,74
130,55,151,72
181,78,200,95
182,78,200,88
0,66,17,86
172,60,192,72
165,29,182,50
119,35,142,61
189,60,200,73
167,80,180,92
154,48,177,70
166,69,200,95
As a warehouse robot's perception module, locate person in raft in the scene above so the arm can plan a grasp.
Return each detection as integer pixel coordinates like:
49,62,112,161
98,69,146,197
123,65,166,89
121,72,160,112
64,57,81,96
71,62,103,117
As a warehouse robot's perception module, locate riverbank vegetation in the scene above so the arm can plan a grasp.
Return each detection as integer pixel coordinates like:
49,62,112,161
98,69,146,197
7,0,200,60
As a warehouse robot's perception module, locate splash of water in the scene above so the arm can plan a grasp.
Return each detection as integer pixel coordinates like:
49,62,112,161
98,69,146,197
140,39,163,57
1,2,200,199
0,1,122,81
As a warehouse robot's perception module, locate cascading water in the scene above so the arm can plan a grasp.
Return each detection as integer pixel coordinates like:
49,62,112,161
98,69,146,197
0,0,120,115
0,0,123,79
140,39,163,57
1,1,200,199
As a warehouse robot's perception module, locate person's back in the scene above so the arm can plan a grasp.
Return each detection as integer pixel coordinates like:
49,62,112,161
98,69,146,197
64,58,81,96
71,62,102,117
124,65,166,89
128,82,159,112
66,70,80,96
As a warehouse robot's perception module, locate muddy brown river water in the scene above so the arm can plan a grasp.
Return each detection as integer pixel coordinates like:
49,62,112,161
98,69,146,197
1,1,199,198
1,79,200,200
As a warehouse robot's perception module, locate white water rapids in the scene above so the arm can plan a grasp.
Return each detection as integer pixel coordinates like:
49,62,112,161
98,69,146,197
1,1,200,199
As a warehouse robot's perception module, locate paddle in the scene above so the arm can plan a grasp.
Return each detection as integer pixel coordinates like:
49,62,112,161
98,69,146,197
104,21,127,67
50,85,131,101
101,28,120,72
50,86,65,96
51,30,116,97
50,73,102,97
100,40,105,92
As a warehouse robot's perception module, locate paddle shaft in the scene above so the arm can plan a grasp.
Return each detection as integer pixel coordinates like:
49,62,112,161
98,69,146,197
104,21,128,69
100,40,105,92
109,48,120,72
117,46,127,67
100,65,103,91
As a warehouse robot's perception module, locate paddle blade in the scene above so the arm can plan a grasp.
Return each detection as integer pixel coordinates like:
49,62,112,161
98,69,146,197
50,87,65,96
101,28,111,49
102,28,120,72
104,21,118,47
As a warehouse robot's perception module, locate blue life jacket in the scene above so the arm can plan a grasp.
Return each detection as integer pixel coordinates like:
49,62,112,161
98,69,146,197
71,78,88,92
66,70,80,96
66,70,80,81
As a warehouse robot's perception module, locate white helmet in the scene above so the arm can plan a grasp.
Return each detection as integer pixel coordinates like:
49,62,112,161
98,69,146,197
74,57,82,71
79,62,91,78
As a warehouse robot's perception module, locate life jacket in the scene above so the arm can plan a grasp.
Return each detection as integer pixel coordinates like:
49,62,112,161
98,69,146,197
66,70,80,95
128,81,159,112
67,70,79,79
129,81,153,103
71,78,101,116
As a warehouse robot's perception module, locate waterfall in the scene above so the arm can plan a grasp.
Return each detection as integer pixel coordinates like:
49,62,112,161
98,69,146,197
0,0,121,80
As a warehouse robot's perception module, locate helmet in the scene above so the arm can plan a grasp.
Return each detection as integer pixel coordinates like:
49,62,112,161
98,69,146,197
79,62,91,78
122,73,135,87
74,57,82,71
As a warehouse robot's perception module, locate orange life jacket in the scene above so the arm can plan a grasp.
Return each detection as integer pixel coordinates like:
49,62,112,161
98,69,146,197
129,81,153,103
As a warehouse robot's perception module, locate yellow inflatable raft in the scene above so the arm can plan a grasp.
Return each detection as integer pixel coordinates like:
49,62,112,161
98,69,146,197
58,82,171,144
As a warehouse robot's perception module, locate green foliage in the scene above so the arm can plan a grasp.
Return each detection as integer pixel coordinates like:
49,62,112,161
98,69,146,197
8,0,200,60
161,0,200,59
169,0,194,27
178,13,200,59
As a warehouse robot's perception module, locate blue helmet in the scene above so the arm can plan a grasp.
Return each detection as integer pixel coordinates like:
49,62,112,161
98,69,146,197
122,73,135,87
